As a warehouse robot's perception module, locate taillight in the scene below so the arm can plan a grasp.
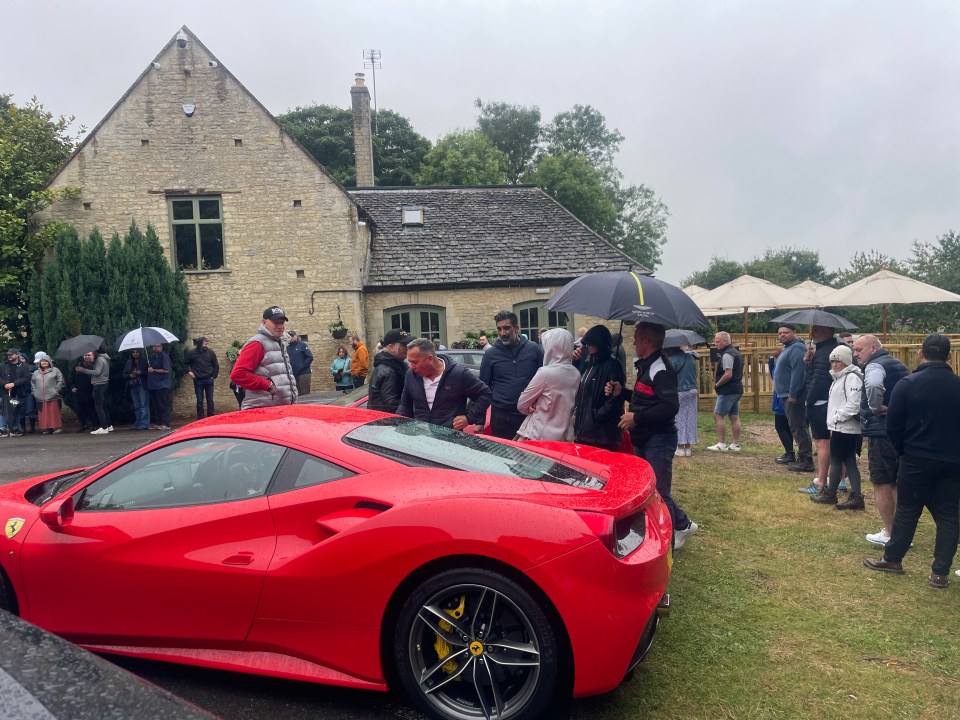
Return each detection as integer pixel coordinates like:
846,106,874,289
577,510,646,559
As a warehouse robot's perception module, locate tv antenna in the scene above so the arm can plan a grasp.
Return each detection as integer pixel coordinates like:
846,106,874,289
363,49,382,134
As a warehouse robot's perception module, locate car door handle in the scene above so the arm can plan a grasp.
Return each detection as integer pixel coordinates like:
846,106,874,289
221,552,255,565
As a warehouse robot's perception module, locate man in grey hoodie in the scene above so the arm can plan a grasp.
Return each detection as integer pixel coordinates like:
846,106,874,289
76,349,112,434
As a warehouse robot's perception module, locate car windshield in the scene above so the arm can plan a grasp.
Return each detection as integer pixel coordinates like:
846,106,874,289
26,459,113,506
343,417,606,488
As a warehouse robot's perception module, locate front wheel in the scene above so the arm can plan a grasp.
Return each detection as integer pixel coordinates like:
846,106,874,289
394,568,560,720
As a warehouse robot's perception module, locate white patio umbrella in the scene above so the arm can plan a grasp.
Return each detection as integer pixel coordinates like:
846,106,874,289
821,269,960,339
788,279,836,307
695,275,813,343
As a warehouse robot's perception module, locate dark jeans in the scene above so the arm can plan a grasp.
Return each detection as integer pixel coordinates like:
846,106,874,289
73,391,97,428
296,373,311,396
150,388,172,427
784,400,812,463
826,431,861,494
352,375,366,389
884,454,960,576
129,384,150,429
92,384,110,429
193,377,215,418
774,413,793,455
634,430,691,533
490,406,526,440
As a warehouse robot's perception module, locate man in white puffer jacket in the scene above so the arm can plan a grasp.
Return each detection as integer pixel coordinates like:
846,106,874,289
811,344,864,509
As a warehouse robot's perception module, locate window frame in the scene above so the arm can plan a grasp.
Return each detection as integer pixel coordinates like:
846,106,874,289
168,195,227,273
513,301,572,342
384,304,446,345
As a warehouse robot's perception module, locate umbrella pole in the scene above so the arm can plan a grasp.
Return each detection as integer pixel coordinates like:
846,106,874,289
882,304,888,342
743,307,749,346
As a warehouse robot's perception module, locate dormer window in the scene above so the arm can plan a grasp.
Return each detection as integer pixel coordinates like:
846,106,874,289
401,207,424,226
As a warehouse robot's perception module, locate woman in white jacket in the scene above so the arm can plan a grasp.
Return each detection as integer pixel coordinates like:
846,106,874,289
811,344,864,509
515,328,581,442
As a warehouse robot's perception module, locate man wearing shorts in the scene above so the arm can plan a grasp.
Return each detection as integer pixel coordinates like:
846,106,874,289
708,331,743,452
853,334,909,546
794,325,839,487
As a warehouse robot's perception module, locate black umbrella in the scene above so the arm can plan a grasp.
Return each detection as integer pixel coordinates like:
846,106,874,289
771,309,859,330
663,329,707,348
544,271,711,329
54,335,105,360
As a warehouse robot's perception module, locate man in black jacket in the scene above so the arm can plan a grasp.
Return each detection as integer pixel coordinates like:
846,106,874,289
185,337,220,419
398,338,491,430
792,325,838,482
864,333,960,589
1,348,31,437
573,324,625,451
368,329,409,413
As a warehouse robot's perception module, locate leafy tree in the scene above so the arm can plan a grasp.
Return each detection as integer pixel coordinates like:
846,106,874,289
543,104,624,171
833,249,905,288
681,256,744,290
909,231,960,293
277,104,430,186
416,130,509,186
523,151,617,238
474,99,541,184
743,247,833,288
0,95,82,336
611,183,670,271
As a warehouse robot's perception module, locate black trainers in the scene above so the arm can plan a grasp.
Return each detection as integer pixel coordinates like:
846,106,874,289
775,453,796,465
810,488,838,504
836,492,865,510
787,461,815,473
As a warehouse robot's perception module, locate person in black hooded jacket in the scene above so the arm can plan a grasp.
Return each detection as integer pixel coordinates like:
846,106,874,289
573,325,625,451
368,329,410,413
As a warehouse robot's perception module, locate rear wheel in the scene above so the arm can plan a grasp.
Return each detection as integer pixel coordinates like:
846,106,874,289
0,570,16,614
394,568,559,720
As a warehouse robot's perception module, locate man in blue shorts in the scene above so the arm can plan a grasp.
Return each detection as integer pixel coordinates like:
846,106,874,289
708,331,743,452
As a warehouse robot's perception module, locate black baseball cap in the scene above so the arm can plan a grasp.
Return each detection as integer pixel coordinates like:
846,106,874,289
778,322,798,331
382,329,410,345
922,333,951,360
263,306,288,322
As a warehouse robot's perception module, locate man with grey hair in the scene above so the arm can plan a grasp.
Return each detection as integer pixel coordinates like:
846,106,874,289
853,333,909,546
397,338,491,429
708,331,743,452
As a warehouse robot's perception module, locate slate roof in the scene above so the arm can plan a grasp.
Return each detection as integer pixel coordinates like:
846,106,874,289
348,186,648,290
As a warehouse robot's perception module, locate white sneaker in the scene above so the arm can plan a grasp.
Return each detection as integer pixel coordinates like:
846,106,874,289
106,425,114,433
684,448,692,457
728,443,741,452
90,428,109,435
866,529,890,546
675,449,685,457
707,443,728,452
674,521,699,549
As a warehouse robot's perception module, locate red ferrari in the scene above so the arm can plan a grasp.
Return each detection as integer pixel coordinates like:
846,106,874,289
0,405,671,720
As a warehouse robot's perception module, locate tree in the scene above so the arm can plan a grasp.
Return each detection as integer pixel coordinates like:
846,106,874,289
474,99,541,184
277,104,430,187
681,255,744,290
0,95,81,336
743,247,832,288
543,104,624,171
611,183,670,271
523,151,617,238
416,130,509,186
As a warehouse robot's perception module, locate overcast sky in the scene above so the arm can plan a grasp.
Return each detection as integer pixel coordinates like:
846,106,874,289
4,0,959,285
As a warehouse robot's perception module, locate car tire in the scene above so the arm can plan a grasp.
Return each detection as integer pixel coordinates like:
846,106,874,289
0,570,16,614
394,567,559,720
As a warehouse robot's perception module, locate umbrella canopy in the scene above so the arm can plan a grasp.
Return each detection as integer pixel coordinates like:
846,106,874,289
821,269,960,338
694,275,813,343
113,326,180,352
771,309,859,330
663,328,707,348
788,279,836,307
54,335,104,360
543,271,710,329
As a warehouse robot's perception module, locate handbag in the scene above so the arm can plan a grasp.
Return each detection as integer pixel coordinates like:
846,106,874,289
334,369,344,383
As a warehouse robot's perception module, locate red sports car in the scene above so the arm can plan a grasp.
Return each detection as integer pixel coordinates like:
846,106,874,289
0,405,671,720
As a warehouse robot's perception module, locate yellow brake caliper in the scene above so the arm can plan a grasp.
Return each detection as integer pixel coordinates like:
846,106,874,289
434,594,466,674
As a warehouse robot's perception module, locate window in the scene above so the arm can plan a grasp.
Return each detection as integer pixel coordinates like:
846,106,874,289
169,196,225,271
76,438,285,510
270,449,355,493
513,301,571,342
401,207,424,226
385,305,445,344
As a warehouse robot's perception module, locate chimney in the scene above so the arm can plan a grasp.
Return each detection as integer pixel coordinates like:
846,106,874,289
351,74,374,187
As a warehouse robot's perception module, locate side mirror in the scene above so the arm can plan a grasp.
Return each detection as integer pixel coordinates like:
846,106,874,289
39,496,75,530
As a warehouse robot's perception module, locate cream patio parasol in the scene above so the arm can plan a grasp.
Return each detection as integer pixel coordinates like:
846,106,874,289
788,279,836,307
820,269,960,339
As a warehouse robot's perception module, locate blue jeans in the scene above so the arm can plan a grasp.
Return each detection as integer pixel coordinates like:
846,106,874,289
129,384,150,429
193,377,215,418
634,430,691,533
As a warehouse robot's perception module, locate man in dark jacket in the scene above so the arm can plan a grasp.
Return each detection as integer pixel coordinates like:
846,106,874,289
185,336,219,419
286,331,314,397
774,323,810,467
853,333,909,546
68,353,98,432
479,310,543,438
793,325,839,485
606,323,697,549
864,333,960,589
1,348,31,437
368,329,409,413
573,324,625,451
398,338,491,429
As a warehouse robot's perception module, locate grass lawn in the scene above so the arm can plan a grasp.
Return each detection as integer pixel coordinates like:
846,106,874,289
571,413,960,720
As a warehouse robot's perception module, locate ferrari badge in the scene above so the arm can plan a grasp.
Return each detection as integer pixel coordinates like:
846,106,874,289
5,518,25,539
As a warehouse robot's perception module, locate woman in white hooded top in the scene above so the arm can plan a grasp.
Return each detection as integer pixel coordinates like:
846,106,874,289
811,343,865,509
515,328,581,441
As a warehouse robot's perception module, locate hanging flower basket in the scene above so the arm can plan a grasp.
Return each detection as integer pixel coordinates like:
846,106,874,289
329,321,349,339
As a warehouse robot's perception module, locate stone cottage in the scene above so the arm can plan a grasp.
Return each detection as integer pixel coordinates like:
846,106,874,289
36,26,644,414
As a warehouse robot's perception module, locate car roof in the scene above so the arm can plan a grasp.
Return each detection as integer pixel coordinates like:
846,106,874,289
176,405,392,444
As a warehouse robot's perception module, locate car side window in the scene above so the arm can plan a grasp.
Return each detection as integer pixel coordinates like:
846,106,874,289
76,438,285,511
270,449,355,494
